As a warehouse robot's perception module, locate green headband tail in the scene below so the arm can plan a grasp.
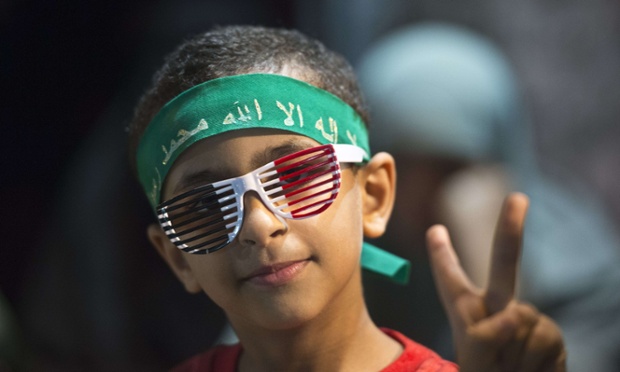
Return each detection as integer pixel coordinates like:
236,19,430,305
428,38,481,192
136,73,409,284
362,242,411,284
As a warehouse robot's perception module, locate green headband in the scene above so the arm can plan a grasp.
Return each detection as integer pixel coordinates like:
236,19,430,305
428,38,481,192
137,73,371,209
136,73,409,284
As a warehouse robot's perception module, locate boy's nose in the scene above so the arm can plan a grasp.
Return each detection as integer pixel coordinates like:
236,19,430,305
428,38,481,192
237,192,288,248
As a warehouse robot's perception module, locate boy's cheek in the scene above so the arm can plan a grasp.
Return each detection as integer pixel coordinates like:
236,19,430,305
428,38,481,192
315,176,365,250
183,255,243,308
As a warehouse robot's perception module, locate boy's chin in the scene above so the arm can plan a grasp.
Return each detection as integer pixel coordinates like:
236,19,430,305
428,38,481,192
230,298,323,332
230,281,347,332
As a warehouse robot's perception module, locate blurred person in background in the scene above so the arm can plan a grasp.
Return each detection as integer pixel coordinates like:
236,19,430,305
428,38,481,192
357,22,620,372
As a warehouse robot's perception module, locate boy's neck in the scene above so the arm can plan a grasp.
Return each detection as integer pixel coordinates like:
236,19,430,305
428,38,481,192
233,276,403,372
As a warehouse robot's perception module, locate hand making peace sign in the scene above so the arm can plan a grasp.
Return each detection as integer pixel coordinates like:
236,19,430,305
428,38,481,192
427,193,566,371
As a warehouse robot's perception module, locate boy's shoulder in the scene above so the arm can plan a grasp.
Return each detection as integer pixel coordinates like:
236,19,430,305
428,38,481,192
171,329,458,372
381,328,458,371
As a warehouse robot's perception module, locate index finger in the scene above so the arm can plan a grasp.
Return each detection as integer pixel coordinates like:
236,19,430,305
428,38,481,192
485,192,529,314
426,224,475,320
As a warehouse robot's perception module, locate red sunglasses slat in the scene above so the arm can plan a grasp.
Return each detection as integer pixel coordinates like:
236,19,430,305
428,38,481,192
272,145,333,166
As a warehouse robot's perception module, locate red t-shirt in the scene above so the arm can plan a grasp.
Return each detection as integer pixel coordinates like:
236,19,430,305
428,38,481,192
172,328,458,371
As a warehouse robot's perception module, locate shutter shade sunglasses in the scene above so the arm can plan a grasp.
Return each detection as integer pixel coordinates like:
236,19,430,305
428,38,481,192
157,144,366,254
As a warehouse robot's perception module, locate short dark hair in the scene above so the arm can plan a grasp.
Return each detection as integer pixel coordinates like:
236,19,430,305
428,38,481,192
128,25,369,174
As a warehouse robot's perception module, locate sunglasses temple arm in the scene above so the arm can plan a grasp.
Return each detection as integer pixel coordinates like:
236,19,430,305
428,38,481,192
333,144,367,163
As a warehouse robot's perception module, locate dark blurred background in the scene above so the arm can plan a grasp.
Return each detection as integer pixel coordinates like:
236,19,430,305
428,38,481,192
1,1,619,371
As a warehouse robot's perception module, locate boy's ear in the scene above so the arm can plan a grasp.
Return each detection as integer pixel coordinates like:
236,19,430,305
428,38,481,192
147,223,202,293
359,152,396,238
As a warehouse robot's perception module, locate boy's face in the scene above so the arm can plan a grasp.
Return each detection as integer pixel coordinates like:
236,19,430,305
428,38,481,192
150,128,376,330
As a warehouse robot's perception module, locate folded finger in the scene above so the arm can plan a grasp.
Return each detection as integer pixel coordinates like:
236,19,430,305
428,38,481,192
518,314,566,372
497,302,539,370
457,304,521,370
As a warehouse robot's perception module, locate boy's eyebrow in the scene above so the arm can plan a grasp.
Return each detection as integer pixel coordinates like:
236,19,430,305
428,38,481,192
173,166,233,194
249,139,314,169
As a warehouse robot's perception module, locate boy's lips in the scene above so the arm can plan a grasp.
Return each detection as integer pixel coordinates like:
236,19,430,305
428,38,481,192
243,259,311,287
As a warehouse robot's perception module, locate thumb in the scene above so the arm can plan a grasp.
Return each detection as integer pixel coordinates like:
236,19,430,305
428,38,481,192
457,309,518,371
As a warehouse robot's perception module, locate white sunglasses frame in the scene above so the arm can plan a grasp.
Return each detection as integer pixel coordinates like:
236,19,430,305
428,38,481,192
157,144,366,254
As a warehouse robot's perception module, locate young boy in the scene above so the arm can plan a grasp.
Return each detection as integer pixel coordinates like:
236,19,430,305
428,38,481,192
128,25,566,371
